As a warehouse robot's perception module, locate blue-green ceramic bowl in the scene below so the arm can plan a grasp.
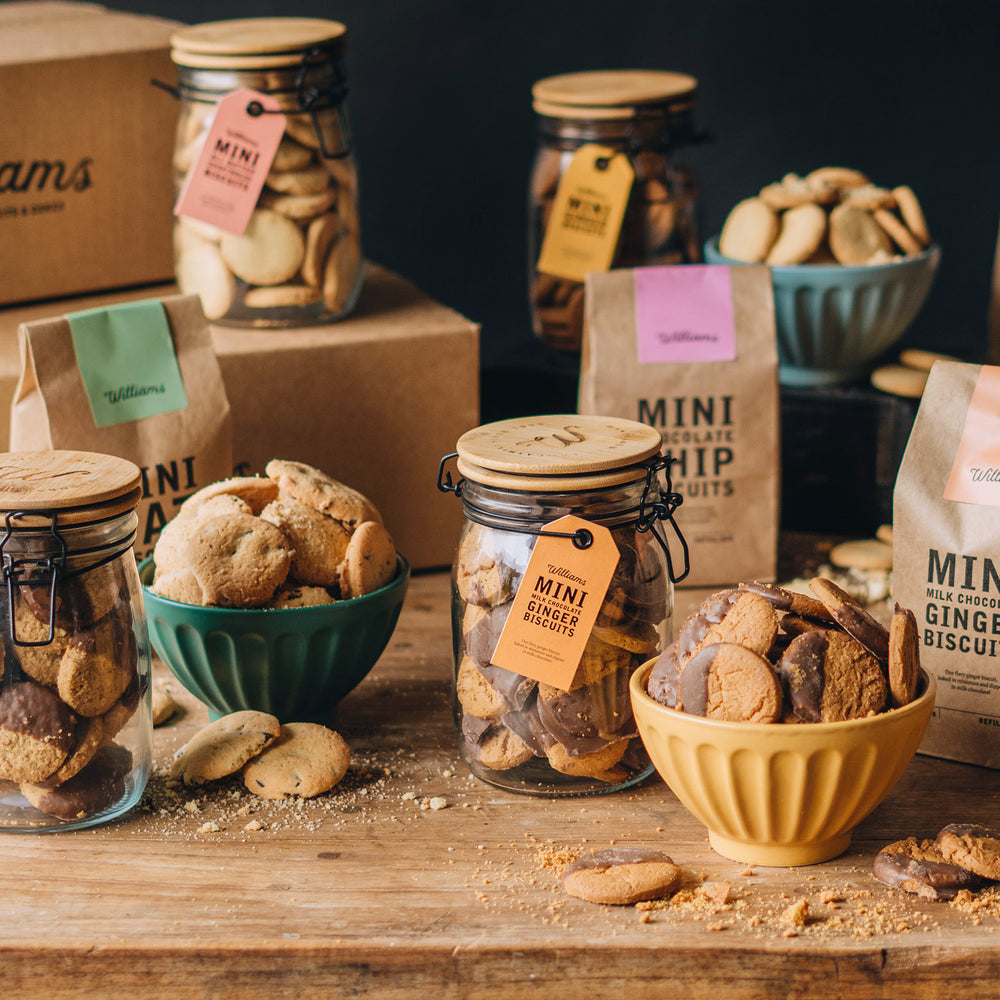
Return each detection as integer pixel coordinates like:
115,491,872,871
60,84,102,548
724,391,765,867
140,555,409,723
704,236,940,386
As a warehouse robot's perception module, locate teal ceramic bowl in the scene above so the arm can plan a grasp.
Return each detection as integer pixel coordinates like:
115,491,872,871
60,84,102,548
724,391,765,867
139,556,409,723
704,237,940,386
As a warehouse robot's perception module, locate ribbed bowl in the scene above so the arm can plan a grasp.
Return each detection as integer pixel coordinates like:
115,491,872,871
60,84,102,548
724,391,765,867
140,556,409,723
704,237,940,386
630,661,936,866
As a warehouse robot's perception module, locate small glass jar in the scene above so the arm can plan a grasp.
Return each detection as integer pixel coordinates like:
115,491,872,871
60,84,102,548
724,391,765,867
0,452,152,832
439,415,687,796
529,69,704,352
167,17,362,328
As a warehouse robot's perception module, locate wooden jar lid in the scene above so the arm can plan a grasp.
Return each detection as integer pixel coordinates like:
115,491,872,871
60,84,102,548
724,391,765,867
0,451,142,526
456,415,663,492
532,70,698,120
171,17,347,70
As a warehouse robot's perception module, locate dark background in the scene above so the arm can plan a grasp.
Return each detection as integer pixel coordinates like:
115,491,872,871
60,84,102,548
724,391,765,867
107,0,999,412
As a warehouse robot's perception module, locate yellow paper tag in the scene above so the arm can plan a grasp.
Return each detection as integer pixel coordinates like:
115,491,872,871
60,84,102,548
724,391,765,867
490,515,620,690
536,144,634,283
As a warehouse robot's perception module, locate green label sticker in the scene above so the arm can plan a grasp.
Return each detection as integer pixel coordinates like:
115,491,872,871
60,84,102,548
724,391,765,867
67,301,189,428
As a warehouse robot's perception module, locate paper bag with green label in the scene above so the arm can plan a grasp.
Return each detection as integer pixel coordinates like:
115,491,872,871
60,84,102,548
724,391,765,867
578,264,780,588
893,360,1000,768
11,293,233,563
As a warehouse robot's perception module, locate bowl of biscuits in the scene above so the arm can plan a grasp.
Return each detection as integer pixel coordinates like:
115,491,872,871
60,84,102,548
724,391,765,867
140,460,408,723
705,166,940,386
630,577,935,867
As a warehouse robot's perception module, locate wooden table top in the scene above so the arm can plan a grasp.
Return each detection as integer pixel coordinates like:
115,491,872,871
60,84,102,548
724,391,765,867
4,547,1000,999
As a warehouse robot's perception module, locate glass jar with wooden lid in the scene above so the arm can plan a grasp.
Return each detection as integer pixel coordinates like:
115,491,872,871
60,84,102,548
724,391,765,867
438,414,688,795
166,17,361,328
529,69,704,351
0,451,152,831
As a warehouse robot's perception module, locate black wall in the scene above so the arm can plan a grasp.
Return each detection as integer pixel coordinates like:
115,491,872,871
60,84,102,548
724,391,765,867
107,0,999,399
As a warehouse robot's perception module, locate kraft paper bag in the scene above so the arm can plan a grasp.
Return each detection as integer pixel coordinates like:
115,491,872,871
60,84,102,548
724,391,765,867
894,360,1000,768
11,293,233,564
579,264,780,588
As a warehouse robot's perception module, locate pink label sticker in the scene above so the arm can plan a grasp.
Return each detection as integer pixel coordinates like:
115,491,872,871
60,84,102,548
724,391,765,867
174,88,286,236
633,265,737,364
944,365,1000,507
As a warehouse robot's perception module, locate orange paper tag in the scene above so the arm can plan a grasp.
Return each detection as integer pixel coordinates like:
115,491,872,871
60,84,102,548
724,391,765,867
490,515,620,690
944,364,1000,506
174,88,286,236
535,144,634,283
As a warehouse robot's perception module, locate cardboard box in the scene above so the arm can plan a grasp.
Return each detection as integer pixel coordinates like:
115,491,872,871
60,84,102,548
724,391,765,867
1,264,480,570
0,2,179,305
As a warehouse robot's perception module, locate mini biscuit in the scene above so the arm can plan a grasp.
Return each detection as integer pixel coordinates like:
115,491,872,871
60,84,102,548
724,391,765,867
243,284,322,309
828,538,894,571
892,185,931,246
180,476,280,518
898,348,959,371
322,230,362,313
546,736,629,779
21,558,126,632
12,603,70,686
841,184,897,212
683,589,779,663
871,363,928,398
266,584,337,609
265,459,382,528
260,496,352,587
590,620,659,656
271,135,315,172
171,710,281,786
302,213,340,287
935,823,1000,880
759,173,836,210
872,208,923,256
57,611,136,717
465,718,534,771
808,577,889,661
338,520,398,599
718,197,779,263
888,605,920,708
179,512,293,608
259,187,337,222
828,204,892,265
876,523,894,545
176,241,235,320
151,680,178,727
873,837,986,900
562,847,682,905
456,655,507,720
737,581,834,623
21,744,132,821
149,567,206,606
0,680,76,783
283,112,347,154
646,642,682,710
242,722,350,799
679,642,783,723
37,715,105,787
265,163,331,196
804,166,869,190
220,208,305,286
765,202,828,265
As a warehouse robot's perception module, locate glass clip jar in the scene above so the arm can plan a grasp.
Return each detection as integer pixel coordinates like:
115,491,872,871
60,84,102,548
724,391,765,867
438,414,688,796
0,451,152,832
529,69,709,352
158,17,362,328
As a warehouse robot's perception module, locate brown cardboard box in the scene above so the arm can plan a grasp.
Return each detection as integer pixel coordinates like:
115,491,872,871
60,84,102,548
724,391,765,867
0,2,179,305
1,264,480,569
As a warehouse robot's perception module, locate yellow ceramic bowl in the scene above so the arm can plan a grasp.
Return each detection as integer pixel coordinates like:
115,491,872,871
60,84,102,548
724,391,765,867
630,661,936,867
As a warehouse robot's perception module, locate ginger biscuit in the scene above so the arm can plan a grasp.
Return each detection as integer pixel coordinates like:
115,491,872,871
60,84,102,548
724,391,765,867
260,496,352,588
171,710,281,786
892,185,931,246
765,202,828,265
887,605,920,708
809,577,889,661
463,716,533,771
176,241,235,321
265,163,331,196
220,208,305,286
242,722,350,799
265,459,382,528
683,590,779,663
872,208,923,256
0,681,76,783
804,166,869,191
322,229,362,313
841,184,897,212
738,581,834,624
457,655,507,720
179,476,280,518
338,520,398,599
562,847,682,905
259,187,337,222
828,538,894,571
679,642,783,723
873,837,985,900
21,744,132,821
57,611,136,718
271,135,315,172
243,284,322,309
935,823,1000,880
718,197,779,262
645,642,682,710
302,213,340,287
828,203,892,265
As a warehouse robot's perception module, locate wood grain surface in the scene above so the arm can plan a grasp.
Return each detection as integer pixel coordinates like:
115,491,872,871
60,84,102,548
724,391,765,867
3,540,1000,999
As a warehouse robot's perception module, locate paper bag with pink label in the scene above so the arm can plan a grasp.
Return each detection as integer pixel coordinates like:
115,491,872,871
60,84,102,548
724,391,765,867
894,360,1000,768
578,264,779,588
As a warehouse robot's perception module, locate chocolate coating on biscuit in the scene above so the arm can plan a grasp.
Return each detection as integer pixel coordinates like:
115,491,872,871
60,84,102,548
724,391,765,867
873,837,987,900
21,744,132,821
646,642,682,709
809,577,889,662
679,642,783,723
0,681,76,782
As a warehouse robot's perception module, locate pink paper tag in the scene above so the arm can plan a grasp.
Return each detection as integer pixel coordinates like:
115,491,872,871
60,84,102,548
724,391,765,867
633,265,738,364
174,88,286,236
944,365,1000,507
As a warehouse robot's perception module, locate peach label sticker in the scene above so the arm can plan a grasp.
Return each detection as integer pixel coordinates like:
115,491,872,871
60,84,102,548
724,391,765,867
536,144,634,284
490,515,620,690
174,88,286,235
634,265,738,363
944,364,1000,507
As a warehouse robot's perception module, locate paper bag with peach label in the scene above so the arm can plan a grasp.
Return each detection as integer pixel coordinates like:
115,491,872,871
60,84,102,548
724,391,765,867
894,360,1000,768
11,293,233,563
578,263,779,588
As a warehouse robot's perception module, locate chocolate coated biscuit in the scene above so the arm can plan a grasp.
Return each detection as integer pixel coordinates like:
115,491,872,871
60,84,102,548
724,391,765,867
936,823,1000,880
679,642,783,724
562,847,682,905
809,577,889,662
873,837,986,900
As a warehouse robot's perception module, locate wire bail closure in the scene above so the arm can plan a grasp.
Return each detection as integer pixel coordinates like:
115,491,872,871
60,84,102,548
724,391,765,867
437,451,688,580
0,511,66,647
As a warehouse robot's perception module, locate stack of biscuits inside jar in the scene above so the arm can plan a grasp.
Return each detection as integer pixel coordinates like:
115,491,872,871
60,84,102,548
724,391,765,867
169,17,362,328
440,415,687,796
529,69,704,352
0,452,152,832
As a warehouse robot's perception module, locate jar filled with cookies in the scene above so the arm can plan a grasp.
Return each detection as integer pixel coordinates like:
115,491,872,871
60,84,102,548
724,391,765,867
529,70,705,352
0,452,152,832
166,18,362,328
438,414,688,796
